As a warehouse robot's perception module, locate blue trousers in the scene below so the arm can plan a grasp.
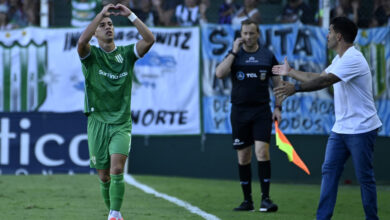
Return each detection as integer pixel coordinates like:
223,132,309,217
316,129,379,220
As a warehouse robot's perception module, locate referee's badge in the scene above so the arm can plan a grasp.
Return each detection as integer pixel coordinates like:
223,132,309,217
259,70,267,81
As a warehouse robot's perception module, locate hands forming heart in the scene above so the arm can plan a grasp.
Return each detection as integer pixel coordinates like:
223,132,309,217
101,3,132,17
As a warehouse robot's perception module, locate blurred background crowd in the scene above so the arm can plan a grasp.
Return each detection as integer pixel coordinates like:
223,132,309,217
0,0,389,29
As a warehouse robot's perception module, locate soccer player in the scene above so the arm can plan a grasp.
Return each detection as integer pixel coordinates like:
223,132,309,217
272,17,382,220
77,3,155,220
215,20,283,212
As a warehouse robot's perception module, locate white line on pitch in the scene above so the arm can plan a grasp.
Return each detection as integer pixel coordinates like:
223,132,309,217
124,174,220,220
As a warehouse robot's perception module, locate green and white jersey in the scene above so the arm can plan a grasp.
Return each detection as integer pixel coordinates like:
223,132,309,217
80,44,139,124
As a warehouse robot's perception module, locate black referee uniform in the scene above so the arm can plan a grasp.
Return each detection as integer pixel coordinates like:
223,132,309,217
230,45,279,149
226,43,280,212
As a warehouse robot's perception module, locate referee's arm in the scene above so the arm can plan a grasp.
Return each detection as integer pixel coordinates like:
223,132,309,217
217,38,243,78
215,53,235,79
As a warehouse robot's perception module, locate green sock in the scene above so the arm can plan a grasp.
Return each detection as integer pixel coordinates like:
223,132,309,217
99,179,111,210
109,174,125,211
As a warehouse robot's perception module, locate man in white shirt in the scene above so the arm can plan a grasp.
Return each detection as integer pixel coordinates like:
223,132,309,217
272,17,382,220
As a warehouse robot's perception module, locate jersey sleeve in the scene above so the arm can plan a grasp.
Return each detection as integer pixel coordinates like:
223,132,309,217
124,44,140,62
80,45,96,67
270,55,278,76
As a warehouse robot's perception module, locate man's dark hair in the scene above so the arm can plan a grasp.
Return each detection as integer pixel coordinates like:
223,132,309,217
240,20,260,33
330,17,358,43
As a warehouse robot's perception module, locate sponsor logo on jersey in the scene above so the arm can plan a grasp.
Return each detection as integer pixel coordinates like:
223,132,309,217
98,69,128,80
236,71,245,80
245,56,259,63
246,73,257,78
115,54,124,63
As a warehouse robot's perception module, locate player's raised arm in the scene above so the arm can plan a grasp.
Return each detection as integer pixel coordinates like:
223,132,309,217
115,3,155,57
272,57,327,82
77,4,116,58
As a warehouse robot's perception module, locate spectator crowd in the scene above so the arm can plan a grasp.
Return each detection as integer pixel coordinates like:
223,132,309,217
0,0,389,30
0,0,39,30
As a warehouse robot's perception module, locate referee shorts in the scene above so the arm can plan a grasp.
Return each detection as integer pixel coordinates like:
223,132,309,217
230,104,272,150
87,116,132,169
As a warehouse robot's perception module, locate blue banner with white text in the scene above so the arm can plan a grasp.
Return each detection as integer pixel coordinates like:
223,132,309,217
0,112,93,175
201,23,390,136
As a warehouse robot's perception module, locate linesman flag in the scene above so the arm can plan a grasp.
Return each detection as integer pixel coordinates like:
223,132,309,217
275,121,310,175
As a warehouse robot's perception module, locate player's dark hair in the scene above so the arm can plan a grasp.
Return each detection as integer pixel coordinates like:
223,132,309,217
330,17,358,43
240,20,260,33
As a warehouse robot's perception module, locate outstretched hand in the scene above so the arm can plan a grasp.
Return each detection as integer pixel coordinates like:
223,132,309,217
273,81,295,102
272,57,291,76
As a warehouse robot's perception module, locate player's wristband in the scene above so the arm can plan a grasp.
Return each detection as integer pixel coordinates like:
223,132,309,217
294,83,302,92
229,50,237,57
128,13,138,22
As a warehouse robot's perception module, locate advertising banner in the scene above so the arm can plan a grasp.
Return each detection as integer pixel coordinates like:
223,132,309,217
0,112,92,175
0,27,201,135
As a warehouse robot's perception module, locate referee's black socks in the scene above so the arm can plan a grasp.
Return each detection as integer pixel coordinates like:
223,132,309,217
258,160,271,199
238,163,252,202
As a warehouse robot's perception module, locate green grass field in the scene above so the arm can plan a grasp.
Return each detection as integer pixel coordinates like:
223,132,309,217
0,174,389,220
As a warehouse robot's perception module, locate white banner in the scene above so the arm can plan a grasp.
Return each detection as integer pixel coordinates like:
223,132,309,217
0,27,200,135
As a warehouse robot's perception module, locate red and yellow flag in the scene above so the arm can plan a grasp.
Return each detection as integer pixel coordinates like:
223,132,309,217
275,121,310,175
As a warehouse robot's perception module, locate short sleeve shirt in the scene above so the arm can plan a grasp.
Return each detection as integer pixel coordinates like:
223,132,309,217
325,46,382,134
80,44,140,124
230,46,278,105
